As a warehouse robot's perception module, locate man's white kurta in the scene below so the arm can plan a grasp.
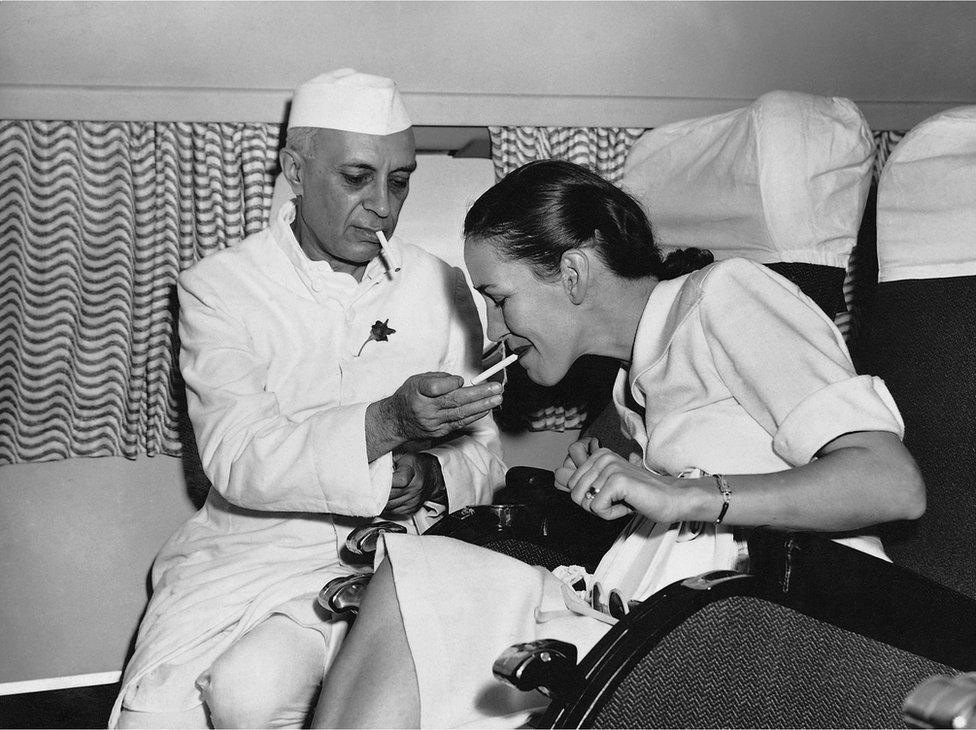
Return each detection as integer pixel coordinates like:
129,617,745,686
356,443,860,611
110,201,506,723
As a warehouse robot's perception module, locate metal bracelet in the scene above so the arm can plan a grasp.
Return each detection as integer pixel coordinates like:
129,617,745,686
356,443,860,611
714,473,732,524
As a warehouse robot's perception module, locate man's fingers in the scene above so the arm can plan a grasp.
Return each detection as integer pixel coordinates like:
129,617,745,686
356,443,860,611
451,396,502,421
385,488,418,509
385,497,416,512
434,382,502,407
392,461,416,488
449,408,497,432
417,373,465,397
422,398,500,434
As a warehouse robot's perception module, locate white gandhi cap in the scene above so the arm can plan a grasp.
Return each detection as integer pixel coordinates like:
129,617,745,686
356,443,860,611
287,68,412,135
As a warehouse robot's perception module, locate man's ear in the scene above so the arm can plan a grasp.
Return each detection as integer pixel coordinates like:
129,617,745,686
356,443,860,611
560,249,589,305
279,148,304,197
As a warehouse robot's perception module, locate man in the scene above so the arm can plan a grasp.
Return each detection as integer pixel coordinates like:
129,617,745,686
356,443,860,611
111,69,507,728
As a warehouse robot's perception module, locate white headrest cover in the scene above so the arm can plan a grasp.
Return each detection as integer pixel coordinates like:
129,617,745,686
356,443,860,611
621,91,874,268
877,105,976,282
288,68,411,135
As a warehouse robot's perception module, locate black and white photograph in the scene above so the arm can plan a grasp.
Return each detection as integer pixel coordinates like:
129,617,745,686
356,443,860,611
2,2,976,728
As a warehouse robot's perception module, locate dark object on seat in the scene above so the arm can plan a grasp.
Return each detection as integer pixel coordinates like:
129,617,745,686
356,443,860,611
424,504,574,572
509,529,976,729
858,275,976,599
427,466,627,573
490,466,627,573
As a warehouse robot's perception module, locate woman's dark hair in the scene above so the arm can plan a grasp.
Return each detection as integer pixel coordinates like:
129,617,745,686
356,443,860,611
464,159,712,280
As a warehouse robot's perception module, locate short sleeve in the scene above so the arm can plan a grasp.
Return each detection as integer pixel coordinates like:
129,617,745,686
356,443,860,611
697,259,905,466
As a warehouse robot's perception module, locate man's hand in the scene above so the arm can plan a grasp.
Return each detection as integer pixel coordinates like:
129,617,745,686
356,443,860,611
366,372,502,461
383,452,446,516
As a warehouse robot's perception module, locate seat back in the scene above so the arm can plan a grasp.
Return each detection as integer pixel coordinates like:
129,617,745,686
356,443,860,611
857,105,976,598
584,91,875,454
542,530,976,729
499,91,875,435
584,595,951,729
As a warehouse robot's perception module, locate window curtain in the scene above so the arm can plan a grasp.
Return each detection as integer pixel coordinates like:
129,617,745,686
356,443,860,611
489,126,646,184
488,125,907,433
0,120,281,465
839,129,907,349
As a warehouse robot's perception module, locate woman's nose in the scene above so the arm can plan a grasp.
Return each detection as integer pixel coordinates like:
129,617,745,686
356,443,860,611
485,308,508,342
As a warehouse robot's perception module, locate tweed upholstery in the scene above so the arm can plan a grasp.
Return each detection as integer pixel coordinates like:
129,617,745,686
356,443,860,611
478,538,574,572
588,597,953,729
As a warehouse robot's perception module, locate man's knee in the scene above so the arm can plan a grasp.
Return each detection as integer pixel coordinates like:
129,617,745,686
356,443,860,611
116,705,210,729
198,618,327,728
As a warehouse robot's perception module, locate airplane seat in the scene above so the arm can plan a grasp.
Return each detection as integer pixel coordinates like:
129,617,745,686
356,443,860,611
491,105,976,729
578,89,873,459
498,529,976,729
856,105,976,599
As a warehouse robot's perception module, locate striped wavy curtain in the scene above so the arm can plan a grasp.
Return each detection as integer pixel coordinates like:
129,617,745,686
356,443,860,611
835,129,907,352
489,125,907,432
489,126,646,183
0,120,281,465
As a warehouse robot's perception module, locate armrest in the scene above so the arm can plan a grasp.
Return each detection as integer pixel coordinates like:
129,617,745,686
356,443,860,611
318,573,372,616
493,639,581,700
345,521,408,557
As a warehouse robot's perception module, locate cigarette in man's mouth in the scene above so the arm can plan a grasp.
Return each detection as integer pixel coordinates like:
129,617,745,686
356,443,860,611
376,230,389,251
469,352,520,386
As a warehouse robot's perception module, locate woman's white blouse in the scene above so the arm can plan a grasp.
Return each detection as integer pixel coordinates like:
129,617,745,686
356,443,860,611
616,257,904,478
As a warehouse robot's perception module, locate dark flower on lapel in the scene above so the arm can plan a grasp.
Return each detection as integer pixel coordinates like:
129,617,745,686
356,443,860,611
357,319,396,357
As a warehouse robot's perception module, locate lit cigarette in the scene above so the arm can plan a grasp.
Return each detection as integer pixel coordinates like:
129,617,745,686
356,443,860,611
376,230,389,251
469,352,519,385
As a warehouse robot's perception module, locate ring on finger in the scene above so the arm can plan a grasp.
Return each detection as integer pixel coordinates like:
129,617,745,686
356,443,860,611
583,486,601,501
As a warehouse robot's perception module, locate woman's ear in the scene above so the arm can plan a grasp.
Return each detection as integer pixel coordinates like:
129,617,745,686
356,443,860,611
560,249,589,305
279,148,304,197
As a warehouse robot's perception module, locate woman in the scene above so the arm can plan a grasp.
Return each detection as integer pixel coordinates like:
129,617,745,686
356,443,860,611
311,160,925,728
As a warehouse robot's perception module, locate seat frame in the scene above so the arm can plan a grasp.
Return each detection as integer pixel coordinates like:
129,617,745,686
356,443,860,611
535,528,976,728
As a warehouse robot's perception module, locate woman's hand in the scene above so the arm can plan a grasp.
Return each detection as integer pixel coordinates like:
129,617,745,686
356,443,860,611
555,438,682,522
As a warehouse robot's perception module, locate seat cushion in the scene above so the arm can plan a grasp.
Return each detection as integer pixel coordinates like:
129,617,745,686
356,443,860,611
876,105,976,282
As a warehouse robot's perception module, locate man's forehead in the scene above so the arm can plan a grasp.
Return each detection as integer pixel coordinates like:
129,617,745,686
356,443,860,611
318,127,416,169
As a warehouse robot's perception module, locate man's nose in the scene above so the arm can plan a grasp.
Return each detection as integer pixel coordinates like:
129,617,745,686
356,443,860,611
363,181,391,218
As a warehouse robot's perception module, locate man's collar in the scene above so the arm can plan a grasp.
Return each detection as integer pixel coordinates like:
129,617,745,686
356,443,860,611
272,199,403,281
